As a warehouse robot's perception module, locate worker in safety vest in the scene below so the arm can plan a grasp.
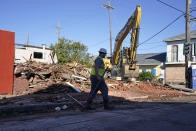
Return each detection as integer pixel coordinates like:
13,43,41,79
85,48,113,110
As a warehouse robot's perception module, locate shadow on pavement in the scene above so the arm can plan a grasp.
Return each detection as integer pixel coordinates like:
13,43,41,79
0,83,195,118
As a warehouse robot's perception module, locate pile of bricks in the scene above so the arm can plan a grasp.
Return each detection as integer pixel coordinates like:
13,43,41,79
13,61,91,95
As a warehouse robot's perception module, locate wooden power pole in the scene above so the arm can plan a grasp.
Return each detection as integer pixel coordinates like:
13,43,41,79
56,21,61,43
27,32,29,45
185,0,191,88
104,0,114,57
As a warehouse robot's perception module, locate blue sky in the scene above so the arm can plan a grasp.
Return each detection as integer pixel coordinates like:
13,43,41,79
1,0,196,56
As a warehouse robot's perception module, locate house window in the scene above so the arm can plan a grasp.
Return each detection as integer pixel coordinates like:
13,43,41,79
151,68,156,76
33,52,43,59
171,45,178,62
142,68,146,72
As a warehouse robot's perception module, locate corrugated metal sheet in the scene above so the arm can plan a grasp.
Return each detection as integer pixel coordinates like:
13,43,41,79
0,29,15,94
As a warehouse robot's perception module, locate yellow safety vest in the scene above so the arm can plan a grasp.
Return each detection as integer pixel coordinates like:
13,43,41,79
91,56,105,77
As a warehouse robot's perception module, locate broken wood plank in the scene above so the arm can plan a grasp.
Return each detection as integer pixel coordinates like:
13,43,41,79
72,75,87,81
66,82,81,93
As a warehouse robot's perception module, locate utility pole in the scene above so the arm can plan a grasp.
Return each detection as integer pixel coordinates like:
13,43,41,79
185,0,191,88
56,21,61,43
104,0,114,57
26,32,29,45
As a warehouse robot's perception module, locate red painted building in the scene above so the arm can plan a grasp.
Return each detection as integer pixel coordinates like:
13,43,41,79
0,29,15,94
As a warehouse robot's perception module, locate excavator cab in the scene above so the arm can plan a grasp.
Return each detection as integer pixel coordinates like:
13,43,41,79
117,47,139,79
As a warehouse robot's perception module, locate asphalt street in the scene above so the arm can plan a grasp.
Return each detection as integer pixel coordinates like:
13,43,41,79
0,101,196,131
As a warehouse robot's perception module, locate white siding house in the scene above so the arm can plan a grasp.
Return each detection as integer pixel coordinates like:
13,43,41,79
166,41,185,63
15,44,58,64
164,30,196,83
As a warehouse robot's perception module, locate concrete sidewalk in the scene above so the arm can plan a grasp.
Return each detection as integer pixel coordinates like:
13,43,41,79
167,84,196,93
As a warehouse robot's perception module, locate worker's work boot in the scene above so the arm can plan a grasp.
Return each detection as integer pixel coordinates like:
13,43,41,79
84,101,95,110
104,101,114,110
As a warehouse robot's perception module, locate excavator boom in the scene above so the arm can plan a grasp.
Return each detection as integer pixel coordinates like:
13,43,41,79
112,6,141,68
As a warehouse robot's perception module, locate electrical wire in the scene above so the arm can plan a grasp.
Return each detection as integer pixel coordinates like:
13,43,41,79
137,0,195,47
107,1,186,53
138,41,163,45
138,14,184,47
88,38,110,48
157,0,184,13
138,44,166,51
157,0,196,18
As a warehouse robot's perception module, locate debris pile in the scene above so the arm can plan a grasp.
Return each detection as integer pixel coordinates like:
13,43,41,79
105,79,187,101
0,61,190,108
13,61,91,95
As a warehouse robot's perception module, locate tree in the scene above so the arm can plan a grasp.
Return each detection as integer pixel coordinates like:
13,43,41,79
50,38,91,66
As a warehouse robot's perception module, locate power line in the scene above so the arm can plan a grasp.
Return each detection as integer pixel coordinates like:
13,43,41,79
157,0,184,13
138,44,166,51
89,38,110,48
157,0,196,18
123,39,163,47
137,41,163,45
138,14,184,46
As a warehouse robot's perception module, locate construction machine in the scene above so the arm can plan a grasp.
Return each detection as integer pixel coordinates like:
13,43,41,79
103,57,112,78
111,5,142,80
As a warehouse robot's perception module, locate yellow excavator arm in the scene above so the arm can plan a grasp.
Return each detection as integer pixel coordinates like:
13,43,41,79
112,6,141,69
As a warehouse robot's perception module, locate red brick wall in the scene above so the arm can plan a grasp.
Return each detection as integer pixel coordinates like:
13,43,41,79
165,64,185,83
0,29,15,94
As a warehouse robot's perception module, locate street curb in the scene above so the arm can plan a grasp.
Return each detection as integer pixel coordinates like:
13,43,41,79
0,99,125,116
2,95,194,116
0,103,67,115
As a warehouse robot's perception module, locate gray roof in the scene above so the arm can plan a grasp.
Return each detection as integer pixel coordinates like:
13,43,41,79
136,53,166,66
163,30,196,42
15,43,52,50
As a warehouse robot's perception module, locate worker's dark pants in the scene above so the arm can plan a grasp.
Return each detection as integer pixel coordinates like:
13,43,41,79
87,75,109,104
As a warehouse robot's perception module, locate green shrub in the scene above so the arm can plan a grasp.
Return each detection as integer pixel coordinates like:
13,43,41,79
138,71,154,81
